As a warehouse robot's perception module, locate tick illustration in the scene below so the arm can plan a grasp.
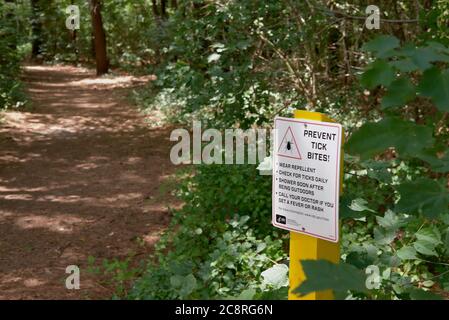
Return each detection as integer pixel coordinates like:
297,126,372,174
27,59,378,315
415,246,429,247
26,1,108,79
283,140,294,153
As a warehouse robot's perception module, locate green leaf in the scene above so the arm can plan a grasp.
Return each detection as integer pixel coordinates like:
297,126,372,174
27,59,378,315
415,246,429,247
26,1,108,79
414,240,438,257
409,288,444,300
361,159,392,182
169,275,183,288
340,197,375,219
381,77,415,109
346,117,434,160
256,242,267,253
409,47,445,70
376,210,407,231
396,178,449,219
180,274,197,297
422,280,435,288
374,226,396,245
361,60,396,89
417,67,449,112
417,149,449,173
292,260,367,296
389,59,419,72
396,246,418,260
207,53,221,63
345,251,372,269
261,264,289,289
362,35,400,58
235,288,256,300
170,274,197,297
350,198,375,213
415,227,442,245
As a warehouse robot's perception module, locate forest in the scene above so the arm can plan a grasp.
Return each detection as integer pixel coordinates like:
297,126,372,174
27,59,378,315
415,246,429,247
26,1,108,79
0,0,448,301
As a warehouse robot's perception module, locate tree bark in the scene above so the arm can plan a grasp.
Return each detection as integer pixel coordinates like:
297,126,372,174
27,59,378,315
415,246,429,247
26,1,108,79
151,0,160,17
161,0,168,19
30,0,43,57
89,0,108,75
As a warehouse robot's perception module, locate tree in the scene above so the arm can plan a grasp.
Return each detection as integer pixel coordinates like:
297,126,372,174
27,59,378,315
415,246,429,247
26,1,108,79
89,0,108,75
30,0,43,58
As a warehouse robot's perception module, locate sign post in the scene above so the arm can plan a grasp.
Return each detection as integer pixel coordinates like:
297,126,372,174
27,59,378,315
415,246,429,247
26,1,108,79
272,110,344,300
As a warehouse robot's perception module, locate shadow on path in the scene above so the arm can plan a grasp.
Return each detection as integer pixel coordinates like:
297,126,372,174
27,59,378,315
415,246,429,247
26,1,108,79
0,65,177,299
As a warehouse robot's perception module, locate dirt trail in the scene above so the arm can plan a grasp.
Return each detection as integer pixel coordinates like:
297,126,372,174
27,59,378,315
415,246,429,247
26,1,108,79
0,65,177,299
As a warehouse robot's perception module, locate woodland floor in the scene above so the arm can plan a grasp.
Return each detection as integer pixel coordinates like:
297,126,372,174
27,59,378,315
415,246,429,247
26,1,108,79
0,65,179,299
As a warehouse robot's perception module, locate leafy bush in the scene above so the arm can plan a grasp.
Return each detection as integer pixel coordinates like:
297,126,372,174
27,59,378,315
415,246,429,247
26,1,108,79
0,1,27,110
129,165,287,300
295,37,449,300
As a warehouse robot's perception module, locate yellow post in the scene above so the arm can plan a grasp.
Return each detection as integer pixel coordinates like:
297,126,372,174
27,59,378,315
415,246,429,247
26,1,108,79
288,110,344,300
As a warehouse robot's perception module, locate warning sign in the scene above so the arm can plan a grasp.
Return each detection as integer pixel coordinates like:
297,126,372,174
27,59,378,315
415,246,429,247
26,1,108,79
277,126,302,160
272,116,342,242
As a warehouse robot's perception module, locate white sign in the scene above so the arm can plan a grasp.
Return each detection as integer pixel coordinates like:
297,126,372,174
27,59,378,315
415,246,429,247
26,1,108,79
272,117,342,242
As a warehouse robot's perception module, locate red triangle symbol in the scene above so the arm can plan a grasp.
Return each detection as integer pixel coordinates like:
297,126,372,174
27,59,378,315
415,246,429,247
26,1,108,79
277,126,302,160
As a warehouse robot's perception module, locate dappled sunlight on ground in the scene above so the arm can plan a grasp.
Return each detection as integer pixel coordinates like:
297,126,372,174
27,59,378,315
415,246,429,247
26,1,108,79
0,64,179,299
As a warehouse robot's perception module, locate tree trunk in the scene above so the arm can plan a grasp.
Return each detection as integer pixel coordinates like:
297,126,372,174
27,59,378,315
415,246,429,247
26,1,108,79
89,0,108,75
151,0,160,17
30,0,43,58
161,0,168,19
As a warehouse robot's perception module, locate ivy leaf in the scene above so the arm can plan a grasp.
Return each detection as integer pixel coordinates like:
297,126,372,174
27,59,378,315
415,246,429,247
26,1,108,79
169,275,183,288
170,274,197,298
381,77,415,109
181,274,197,296
292,260,367,296
362,35,400,58
361,60,395,89
417,67,449,112
396,246,418,260
396,178,449,219
346,117,434,160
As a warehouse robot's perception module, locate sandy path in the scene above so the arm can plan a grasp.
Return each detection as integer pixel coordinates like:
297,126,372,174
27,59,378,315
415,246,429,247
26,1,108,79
0,65,176,299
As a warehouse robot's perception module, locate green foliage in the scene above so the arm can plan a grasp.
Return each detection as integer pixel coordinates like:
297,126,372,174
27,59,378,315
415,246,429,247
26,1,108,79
293,260,367,297
0,1,27,110
2,0,449,301
418,67,449,112
128,14,449,301
396,179,449,219
346,117,435,160
129,166,287,300
300,36,449,300
87,255,142,298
